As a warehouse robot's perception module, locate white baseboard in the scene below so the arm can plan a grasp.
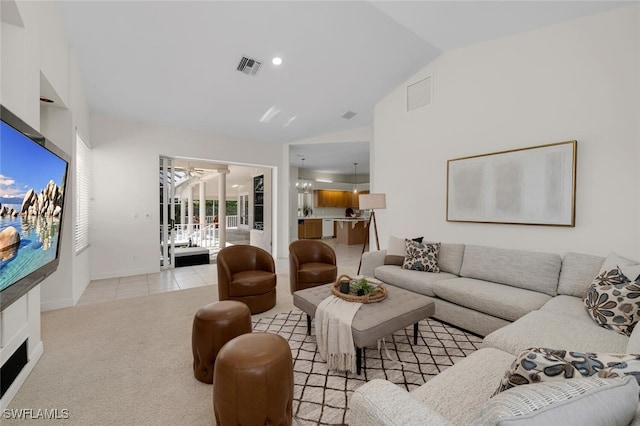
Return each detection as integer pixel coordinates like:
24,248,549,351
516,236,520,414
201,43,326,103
40,298,74,312
91,266,159,281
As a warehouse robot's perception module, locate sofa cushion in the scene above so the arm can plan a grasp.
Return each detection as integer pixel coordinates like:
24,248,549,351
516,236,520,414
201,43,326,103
411,347,516,426
557,252,604,298
460,245,561,296
429,242,465,276
230,270,276,296
483,310,629,356
373,265,457,297
402,240,440,272
539,295,592,323
478,376,638,426
433,278,551,322
350,379,453,426
495,347,640,394
297,262,338,284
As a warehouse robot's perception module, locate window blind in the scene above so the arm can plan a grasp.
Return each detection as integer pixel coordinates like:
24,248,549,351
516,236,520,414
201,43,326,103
75,134,92,253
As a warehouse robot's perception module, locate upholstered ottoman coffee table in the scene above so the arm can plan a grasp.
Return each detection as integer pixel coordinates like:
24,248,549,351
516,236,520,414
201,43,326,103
293,283,435,374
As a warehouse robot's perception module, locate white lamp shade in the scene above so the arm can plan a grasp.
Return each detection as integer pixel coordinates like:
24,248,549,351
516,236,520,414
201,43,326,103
359,193,386,210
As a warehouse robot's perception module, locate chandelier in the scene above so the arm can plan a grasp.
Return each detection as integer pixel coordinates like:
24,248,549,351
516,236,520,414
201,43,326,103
296,157,312,193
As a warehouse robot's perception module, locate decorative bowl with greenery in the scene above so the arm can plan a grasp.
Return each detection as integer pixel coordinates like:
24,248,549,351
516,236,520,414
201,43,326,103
350,278,376,296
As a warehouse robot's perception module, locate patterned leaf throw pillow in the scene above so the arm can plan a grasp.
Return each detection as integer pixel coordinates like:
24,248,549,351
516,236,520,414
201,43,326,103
494,347,640,395
584,266,640,336
402,240,440,272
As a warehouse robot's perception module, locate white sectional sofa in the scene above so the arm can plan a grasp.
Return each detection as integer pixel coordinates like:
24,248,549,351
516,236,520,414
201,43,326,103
351,244,640,425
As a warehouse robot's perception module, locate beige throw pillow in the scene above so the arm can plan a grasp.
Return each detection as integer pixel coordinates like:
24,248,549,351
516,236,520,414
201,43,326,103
384,235,423,265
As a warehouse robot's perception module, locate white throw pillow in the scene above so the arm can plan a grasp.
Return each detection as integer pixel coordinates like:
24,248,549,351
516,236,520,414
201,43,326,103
387,235,406,257
619,264,640,282
384,235,424,266
600,251,639,273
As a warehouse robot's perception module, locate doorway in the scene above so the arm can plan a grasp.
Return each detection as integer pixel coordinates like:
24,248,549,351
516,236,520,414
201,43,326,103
159,156,274,269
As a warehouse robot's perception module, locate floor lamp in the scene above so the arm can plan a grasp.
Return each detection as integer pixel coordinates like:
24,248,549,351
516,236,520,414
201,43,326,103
357,193,386,275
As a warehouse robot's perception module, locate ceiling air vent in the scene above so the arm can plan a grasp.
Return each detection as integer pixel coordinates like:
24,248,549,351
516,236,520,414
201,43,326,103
341,111,357,120
237,56,262,76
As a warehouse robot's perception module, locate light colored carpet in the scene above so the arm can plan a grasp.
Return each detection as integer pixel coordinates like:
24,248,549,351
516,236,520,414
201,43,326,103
6,277,295,426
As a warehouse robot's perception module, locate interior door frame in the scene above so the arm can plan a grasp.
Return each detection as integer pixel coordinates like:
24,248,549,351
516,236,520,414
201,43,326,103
160,156,175,270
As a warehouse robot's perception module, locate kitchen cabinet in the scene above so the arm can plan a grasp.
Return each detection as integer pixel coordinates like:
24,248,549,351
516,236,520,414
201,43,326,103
315,190,357,208
314,190,340,207
314,190,370,208
335,219,367,245
298,219,322,239
352,190,369,208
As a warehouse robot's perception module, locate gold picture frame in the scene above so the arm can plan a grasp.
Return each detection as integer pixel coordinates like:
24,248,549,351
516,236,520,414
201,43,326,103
446,140,577,227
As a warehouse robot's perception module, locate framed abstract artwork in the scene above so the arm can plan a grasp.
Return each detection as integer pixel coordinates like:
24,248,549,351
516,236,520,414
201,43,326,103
447,140,577,226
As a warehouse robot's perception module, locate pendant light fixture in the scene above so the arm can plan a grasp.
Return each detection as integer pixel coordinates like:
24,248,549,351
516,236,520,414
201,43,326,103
352,162,358,194
296,157,311,193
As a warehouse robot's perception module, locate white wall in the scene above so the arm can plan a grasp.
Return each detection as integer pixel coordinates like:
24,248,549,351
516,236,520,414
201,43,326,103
373,5,640,259
1,1,40,128
1,3,44,409
0,0,91,409
69,51,92,304
89,113,283,279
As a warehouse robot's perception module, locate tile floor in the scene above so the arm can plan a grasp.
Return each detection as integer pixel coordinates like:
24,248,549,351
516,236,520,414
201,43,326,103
77,238,364,306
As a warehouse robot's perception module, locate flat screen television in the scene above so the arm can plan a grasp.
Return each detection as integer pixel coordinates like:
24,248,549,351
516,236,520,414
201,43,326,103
0,105,69,311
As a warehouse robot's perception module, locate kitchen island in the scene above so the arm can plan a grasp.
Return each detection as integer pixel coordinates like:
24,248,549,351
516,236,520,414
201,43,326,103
335,218,368,245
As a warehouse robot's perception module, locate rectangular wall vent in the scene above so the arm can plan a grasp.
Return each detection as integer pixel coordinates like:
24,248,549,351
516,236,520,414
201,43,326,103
407,76,432,112
341,111,357,120
237,56,262,76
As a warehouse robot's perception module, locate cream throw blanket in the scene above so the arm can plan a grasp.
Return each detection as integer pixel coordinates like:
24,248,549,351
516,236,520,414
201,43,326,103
315,295,362,373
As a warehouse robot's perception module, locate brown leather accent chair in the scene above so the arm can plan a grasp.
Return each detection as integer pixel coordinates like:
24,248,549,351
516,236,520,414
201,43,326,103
217,245,276,314
213,332,293,426
192,301,252,384
289,240,337,294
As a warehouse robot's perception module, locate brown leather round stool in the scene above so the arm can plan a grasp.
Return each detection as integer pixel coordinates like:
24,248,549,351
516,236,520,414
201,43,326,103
192,301,252,384
213,333,293,426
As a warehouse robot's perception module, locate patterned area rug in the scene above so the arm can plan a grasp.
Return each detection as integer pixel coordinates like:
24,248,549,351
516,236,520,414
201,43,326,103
252,311,483,425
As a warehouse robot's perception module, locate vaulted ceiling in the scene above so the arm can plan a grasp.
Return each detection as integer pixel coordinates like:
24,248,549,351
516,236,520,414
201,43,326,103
56,1,628,174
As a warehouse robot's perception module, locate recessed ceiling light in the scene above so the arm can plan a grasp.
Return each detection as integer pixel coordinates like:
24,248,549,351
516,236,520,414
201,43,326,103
232,184,239,188
272,57,282,66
